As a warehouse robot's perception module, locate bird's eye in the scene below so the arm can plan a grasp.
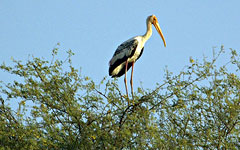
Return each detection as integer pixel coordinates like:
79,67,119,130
152,18,156,23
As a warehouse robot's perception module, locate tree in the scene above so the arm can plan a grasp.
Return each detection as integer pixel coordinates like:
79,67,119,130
0,45,239,149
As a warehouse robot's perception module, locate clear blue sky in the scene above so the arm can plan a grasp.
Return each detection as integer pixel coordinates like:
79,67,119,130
1,0,240,90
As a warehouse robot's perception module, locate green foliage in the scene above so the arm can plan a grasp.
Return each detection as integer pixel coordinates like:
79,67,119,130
0,46,239,149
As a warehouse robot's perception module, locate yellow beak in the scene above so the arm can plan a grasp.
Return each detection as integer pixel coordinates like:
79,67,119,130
153,21,166,47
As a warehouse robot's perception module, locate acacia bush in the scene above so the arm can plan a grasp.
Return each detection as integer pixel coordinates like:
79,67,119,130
0,46,239,149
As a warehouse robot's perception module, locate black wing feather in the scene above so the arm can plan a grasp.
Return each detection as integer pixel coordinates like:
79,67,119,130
109,39,138,77
113,39,138,58
113,47,144,77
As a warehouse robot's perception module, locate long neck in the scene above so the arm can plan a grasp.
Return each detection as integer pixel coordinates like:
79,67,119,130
142,21,152,43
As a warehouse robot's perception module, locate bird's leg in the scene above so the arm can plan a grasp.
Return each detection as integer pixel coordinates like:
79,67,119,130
124,60,129,105
130,61,135,105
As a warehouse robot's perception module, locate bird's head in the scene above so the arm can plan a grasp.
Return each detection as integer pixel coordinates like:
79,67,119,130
147,15,166,47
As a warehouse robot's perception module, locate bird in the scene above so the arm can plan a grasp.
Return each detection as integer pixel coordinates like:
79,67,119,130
108,15,166,105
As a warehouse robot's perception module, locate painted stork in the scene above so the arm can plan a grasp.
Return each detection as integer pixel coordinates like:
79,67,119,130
109,15,166,105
